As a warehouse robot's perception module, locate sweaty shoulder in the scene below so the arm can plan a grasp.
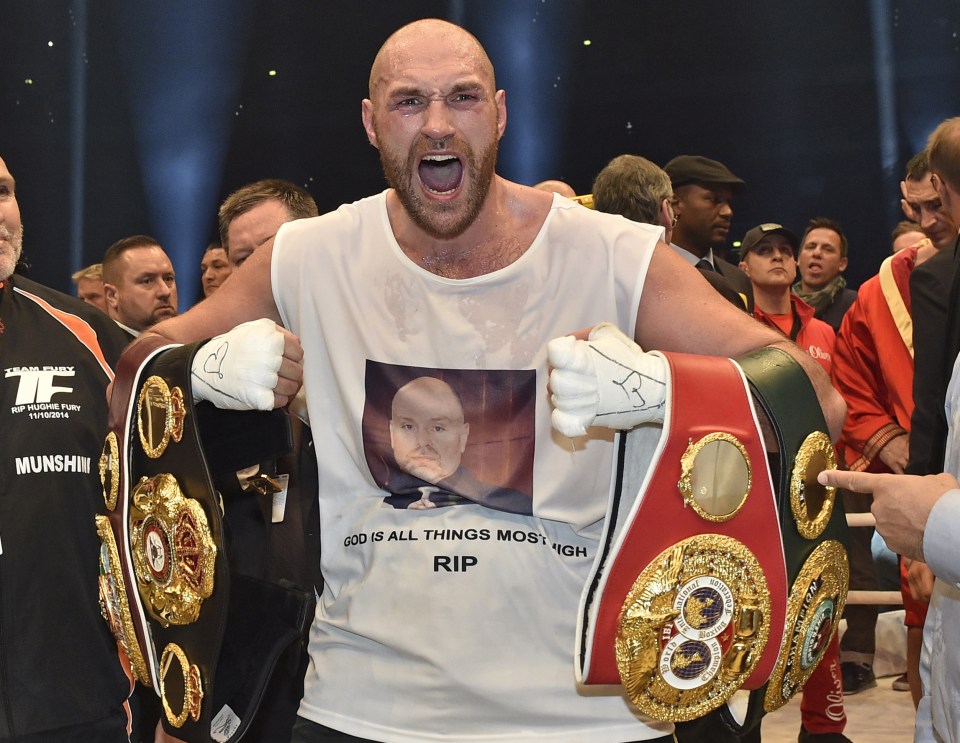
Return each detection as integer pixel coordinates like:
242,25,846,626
272,192,388,266
546,197,664,249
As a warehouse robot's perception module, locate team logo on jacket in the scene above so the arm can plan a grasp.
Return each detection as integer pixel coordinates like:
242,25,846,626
6,366,80,418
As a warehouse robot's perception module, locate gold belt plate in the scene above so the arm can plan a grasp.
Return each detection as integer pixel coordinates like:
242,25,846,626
763,540,849,711
130,473,217,627
616,534,770,721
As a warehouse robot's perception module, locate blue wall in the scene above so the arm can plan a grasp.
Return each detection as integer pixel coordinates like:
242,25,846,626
3,1,959,303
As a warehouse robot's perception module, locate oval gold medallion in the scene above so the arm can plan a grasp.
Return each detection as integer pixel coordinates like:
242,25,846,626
678,433,752,522
790,431,837,539
137,376,187,459
159,643,203,728
616,534,770,721
99,432,120,511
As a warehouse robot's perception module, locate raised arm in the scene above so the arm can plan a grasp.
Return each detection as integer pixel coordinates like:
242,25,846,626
129,240,302,409
634,242,846,440
144,239,283,345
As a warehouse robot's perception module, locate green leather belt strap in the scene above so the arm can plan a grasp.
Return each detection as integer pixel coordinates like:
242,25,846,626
737,346,821,504
724,347,850,734
737,346,849,569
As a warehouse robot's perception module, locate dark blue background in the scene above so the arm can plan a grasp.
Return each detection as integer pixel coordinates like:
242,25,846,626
4,1,959,305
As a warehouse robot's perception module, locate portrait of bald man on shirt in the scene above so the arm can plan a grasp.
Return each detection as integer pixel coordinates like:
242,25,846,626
363,368,534,514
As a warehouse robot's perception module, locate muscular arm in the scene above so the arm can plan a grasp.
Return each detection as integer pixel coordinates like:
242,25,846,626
127,241,301,407
145,240,282,345
634,243,846,440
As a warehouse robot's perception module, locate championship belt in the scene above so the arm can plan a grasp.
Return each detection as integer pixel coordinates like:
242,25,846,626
576,347,848,730
730,349,850,732
577,351,788,722
95,337,313,742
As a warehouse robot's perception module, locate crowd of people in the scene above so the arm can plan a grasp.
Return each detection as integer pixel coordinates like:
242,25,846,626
3,16,960,743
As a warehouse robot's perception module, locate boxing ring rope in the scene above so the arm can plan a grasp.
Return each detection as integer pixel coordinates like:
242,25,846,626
844,510,903,606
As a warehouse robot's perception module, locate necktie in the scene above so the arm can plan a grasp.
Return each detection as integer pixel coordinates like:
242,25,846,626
696,259,715,272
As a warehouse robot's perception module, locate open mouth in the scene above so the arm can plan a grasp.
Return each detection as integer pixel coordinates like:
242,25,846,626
418,154,463,195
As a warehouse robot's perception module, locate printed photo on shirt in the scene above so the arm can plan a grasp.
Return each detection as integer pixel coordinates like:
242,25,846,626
362,361,536,514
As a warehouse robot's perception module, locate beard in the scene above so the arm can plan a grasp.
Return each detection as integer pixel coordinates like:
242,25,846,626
0,222,24,281
377,130,498,240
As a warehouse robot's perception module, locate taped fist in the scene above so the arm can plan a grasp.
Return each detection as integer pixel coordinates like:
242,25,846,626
190,318,303,410
548,322,667,437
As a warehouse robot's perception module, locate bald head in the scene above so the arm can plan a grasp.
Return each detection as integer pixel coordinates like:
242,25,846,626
534,180,577,198
390,376,469,482
368,19,495,100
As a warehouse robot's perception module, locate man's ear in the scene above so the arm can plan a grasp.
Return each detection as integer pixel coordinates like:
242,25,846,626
361,99,378,149
838,255,848,273
660,199,675,229
495,90,507,140
103,282,119,311
900,198,915,221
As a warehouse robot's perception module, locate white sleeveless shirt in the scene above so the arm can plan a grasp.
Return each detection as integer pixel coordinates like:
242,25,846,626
272,191,668,741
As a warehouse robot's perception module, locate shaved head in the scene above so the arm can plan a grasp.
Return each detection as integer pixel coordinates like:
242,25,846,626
390,376,469,482
368,19,495,100
361,17,504,242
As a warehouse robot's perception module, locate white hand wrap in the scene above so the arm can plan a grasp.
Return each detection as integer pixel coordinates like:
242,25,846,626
548,322,668,437
190,318,284,411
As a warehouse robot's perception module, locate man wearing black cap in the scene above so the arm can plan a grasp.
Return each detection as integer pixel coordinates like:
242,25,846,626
593,154,747,309
738,223,835,362
738,222,851,743
665,155,753,312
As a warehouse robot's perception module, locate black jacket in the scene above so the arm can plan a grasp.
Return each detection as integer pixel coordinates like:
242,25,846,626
815,287,858,334
907,241,957,475
0,276,131,740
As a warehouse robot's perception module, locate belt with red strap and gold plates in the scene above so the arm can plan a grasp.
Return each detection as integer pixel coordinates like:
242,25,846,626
577,347,847,727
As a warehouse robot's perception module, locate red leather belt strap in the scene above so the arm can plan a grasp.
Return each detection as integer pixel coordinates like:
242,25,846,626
580,351,788,690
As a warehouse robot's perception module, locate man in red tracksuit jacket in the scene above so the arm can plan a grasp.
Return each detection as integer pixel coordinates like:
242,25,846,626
739,222,847,743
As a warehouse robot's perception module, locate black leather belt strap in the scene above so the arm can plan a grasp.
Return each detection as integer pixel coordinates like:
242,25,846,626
100,339,312,742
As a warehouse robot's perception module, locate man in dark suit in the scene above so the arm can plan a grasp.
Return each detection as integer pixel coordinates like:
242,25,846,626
907,149,960,479
101,235,178,337
592,153,746,309
664,155,753,312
